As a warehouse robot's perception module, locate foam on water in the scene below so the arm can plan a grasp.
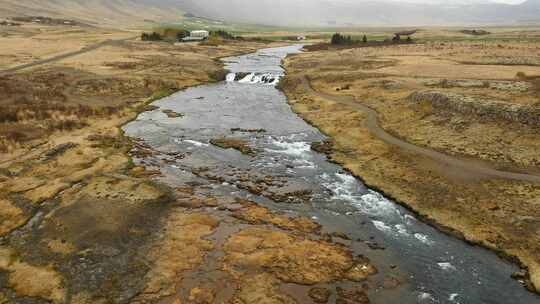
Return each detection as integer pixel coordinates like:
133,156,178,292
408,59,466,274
449,293,460,302
319,171,444,248
236,72,281,85
262,135,318,169
417,292,436,303
238,73,255,83
178,139,209,147
372,220,393,232
226,73,236,82
414,233,434,246
322,173,400,218
438,262,457,271
395,224,410,236
266,137,311,157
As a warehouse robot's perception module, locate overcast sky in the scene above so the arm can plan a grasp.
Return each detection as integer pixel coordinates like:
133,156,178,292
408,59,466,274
398,0,525,3
375,0,527,3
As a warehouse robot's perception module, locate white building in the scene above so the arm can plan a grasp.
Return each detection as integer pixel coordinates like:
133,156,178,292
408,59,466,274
190,30,209,38
180,30,210,43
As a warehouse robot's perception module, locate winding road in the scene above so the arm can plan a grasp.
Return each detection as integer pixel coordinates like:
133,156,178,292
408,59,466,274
0,36,136,75
301,76,540,183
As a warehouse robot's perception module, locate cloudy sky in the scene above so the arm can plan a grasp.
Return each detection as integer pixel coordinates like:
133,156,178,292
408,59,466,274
376,0,526,3
366,0,527,3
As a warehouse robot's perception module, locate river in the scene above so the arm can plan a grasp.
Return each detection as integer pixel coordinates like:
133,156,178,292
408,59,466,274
124,45,540,304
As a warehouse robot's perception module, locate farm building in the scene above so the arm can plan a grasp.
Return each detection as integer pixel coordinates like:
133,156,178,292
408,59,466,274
190,30,209,38
180,30,209,42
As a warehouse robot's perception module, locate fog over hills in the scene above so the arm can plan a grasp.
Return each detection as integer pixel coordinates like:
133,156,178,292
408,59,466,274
1,0,539,27
171,0,540,26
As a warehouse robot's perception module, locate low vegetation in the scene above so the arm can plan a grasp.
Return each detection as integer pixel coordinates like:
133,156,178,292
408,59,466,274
141,32,163,41
210,137,257,156
11,16,84,26
283,38,540,293
460,29,491,36
331,33,354,45
0,101,122,152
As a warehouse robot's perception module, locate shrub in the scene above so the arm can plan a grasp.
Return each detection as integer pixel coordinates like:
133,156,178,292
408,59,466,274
516,71,527,79
176,30,190,41
208,69,228,82
210,30,237,40
441,79,450,88
203,35,222,46
141,32,162,41
0,111,18,123
331,33,353,45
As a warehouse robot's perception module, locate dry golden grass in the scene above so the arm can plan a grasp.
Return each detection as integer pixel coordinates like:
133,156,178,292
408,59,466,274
283,36,540,293
0,23,279,155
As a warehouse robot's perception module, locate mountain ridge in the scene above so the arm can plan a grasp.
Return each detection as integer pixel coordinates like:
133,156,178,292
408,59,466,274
1,0,539,28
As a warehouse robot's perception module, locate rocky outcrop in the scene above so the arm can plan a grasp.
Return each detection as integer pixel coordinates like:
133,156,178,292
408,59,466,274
408,91,540,126
421,79,531,92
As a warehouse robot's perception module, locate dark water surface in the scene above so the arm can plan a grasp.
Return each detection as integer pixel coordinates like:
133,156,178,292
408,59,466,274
124,45,540,304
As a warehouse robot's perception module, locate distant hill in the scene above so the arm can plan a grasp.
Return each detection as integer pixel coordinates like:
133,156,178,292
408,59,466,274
0,0,539,28
521,0,540,7
0,0,184,27
174,0,540,27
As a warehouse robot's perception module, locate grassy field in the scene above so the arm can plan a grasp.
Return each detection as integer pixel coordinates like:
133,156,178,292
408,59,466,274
281,33,540,293
149,16,540,44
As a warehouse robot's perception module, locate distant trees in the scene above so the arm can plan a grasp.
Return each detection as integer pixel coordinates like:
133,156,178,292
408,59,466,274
324,32,414,48
141,32,162,41
331,33,370,45
142,28,192,42
176,30,190,40
331,33,352,45
210,30,237,40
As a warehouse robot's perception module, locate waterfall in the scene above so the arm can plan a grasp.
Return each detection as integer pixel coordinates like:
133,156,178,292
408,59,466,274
226,73,236,82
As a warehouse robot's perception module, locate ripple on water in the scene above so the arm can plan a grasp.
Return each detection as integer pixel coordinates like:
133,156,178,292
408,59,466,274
417,292,436,303
437,262,457,271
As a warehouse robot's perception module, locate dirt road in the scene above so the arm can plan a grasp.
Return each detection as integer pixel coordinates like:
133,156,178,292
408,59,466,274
0,36,136,75
301,76,540,183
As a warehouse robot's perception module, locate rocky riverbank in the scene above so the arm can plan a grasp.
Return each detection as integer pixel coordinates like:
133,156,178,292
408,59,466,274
280,41,540,294
0,31,382,302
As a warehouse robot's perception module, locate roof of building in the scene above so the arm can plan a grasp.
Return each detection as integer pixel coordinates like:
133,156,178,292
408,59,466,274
394,30,417,36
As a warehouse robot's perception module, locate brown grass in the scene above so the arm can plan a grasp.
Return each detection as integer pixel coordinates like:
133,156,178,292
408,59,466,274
517,72,540,97
0,102,122,152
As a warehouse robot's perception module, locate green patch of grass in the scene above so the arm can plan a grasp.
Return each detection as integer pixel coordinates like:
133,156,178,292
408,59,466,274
417,35,540,43
148,88,178,102
133,87,178,115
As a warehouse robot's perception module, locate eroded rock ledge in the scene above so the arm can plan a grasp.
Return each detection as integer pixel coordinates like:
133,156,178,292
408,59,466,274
408,91,540,126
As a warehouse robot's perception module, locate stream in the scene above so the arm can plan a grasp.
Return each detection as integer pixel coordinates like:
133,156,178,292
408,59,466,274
124,45,540,304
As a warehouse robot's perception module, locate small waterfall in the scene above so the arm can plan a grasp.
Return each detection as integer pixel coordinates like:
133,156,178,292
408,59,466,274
226,73,236,82
233,72,281,85
238,73,255,83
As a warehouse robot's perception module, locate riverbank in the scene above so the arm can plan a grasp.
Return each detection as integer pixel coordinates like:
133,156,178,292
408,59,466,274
0,24,379,302
280,41,540,294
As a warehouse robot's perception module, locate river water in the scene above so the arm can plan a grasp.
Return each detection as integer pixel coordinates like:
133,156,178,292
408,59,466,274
124,45,540,304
